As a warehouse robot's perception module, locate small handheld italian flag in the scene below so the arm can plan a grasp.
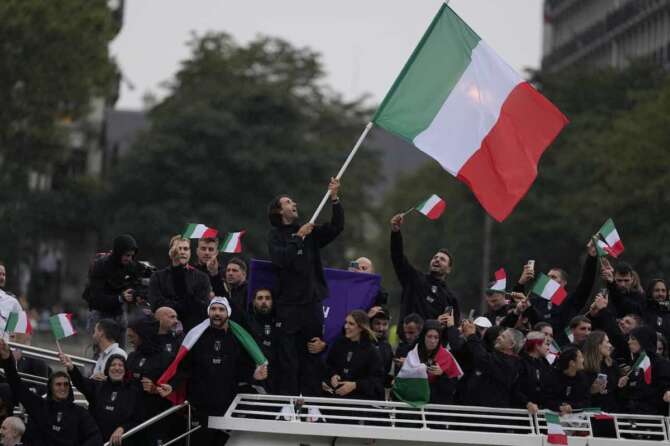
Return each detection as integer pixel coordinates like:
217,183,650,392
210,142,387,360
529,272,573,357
392,344,462,407
547,339,561,365
545,412,568,445
596,218,624,258
49,313,76,340
415,194,446,220
183,223,218,239
633,351,652,385
219,231,246,253
488,268,506,292
5,312,32,335
532,273,567,306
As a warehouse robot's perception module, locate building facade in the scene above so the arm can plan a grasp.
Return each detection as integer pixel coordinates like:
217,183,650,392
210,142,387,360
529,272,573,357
543,0,670,72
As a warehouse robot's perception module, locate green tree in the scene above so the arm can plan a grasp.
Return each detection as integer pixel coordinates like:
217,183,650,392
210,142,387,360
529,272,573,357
0,0,117,271
104,33,380,265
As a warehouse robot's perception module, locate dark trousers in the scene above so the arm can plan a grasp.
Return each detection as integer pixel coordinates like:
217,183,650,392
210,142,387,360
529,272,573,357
276,302,324,396
192,412,229,445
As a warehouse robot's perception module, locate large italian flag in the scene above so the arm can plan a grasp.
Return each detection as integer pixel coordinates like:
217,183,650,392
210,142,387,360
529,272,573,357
372,3,568,222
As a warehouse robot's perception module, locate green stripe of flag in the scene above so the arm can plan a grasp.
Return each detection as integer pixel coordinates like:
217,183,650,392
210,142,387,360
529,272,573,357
50,316,65,339
372,4,480,141
229,320,267,366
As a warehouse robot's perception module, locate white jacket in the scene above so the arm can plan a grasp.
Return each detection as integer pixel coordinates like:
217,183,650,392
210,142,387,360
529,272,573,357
0,289,22,331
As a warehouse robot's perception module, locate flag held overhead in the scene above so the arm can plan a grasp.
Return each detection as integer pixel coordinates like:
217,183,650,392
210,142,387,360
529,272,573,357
415,194,446,220
372,3,568,222
183,223,218,239
532,273,567,306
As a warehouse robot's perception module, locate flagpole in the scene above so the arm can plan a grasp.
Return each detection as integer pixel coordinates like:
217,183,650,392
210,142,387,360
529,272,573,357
308,122,374,224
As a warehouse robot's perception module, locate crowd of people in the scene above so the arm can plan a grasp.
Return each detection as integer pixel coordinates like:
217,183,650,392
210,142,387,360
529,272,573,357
0,177,669,445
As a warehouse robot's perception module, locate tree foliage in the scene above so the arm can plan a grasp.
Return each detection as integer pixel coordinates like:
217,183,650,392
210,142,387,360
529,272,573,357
104,33,380,265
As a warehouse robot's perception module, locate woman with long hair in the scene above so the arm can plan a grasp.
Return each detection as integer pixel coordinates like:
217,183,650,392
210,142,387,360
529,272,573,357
323,310,384,400
546,346,591,414
582,330,620,412
644,279,670,339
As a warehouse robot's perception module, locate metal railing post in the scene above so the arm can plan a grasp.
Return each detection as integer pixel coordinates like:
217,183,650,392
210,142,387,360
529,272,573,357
187,401,192,446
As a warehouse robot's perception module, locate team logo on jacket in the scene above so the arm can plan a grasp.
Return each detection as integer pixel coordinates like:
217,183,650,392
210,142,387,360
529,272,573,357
139,358,146,368
426,296,435,303
166,343,172,353
431,286,437,294
111,391,117,402
56,411,63,423
214,340,222,352
659,317,663,327
346,351,353,362
566,386,572,397
264,324,271,336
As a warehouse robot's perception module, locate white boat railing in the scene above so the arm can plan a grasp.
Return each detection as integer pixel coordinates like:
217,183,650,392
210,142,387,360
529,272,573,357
212,394,670,444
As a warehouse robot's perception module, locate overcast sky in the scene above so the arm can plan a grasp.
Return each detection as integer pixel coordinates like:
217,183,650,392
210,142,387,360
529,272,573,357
111,0,544,110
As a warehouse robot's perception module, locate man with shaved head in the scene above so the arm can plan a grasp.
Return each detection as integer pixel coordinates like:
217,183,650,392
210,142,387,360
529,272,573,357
155,306,182,356
348,256,388,313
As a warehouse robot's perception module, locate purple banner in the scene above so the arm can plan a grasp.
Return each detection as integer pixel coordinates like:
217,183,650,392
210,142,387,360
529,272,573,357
248,259,381,345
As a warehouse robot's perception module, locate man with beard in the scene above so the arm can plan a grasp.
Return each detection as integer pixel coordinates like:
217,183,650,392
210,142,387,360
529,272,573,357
0,339,102,446
267,177,341,397
603,261,645,318
157,297,267,445
224,258,249,311
390,213,460,339
248,288,278,393
149,235,211,332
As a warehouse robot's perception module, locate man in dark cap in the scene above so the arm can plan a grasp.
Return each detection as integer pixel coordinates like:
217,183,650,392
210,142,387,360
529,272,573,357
83,234,142,347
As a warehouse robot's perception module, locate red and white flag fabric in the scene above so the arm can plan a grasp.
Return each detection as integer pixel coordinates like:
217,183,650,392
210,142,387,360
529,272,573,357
414,194,446,220
372,4,568,222
49,313,76,340
532,273,568,306
633,351,652,385
596,218,624,258
488,268,506,292
183,223,218,239
545,412,568,445
219,231,246,253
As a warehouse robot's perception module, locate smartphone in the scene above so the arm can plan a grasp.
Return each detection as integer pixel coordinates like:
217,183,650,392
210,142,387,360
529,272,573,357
527,260,535,272
596,373,608,386
349,260,359,269
444,306,453,315
600,288,609,297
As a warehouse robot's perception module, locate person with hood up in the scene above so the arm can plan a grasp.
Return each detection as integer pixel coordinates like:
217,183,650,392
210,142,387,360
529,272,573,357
0,338,102,446
60,353,142,446
618,325,670,414
83,234,141,341
266,177,342,397
125,315,173,446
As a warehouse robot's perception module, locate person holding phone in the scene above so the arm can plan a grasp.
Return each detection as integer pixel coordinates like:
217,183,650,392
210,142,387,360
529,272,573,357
583,330,620,412
416,320,460,404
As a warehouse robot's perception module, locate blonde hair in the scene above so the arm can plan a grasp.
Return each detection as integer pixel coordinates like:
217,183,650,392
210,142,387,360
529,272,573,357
583,330,611,373
348,309,377,342
169,235,190,260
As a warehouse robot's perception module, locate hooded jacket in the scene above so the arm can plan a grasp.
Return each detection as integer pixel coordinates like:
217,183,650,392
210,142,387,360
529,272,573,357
1,356,102,446
267,201,343,306
69,355,142,441
85,234,141,316
248,305,279,393
621,326,670,414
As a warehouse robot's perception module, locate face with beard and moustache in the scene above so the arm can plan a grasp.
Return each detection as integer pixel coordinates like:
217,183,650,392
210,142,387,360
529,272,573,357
253,289,272,315
209,303,229,329
428,251,451,277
